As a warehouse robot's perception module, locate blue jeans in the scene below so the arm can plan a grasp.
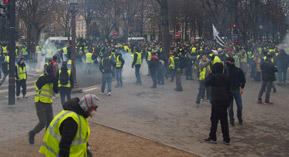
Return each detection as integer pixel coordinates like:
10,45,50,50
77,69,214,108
101,73,112,93
196,80,210,104
169,68,175,81
278,68,287,83
116,68,123,87
229,90,243,124
59,87,71,106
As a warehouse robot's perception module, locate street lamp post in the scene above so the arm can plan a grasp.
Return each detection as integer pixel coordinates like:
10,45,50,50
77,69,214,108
69,0,82,93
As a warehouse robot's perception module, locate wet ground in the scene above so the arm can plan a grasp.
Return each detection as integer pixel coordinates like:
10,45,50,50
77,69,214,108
0,72,289,157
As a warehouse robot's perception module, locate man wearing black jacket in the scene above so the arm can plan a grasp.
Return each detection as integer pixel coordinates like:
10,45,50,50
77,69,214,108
29,64,58,144
258,54,278,105
204,62,231,145
39,94,100,157
225,57,246,126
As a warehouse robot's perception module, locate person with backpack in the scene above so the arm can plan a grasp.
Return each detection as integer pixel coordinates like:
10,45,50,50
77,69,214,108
16,58,27,99
99,52,115,96
57,61,74,106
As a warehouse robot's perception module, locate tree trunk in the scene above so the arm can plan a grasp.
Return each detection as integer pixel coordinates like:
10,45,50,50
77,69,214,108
160,0,170,59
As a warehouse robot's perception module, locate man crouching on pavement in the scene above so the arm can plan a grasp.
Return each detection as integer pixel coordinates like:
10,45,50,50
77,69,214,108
39,94,100,157
204,62,232,145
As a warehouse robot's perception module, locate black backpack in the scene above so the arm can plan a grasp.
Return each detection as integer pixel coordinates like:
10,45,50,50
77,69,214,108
60,70,69,85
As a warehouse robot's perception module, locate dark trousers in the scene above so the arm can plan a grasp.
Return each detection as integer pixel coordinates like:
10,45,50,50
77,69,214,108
258,81,273,102
175,70,183,91
169,68,175,81
135,65,142,85
16,79,27,96
30,102,53,135
185,66,192,80
116,68,123,87
59,87,71,106
158,66,164,85
101,72,112,93
278,68,287,83
254,72,261,81
151,69,158,88
0,73,8,85
209,105,230,142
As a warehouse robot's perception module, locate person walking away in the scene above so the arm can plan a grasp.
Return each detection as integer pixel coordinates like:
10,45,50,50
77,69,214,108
225,57,246,126
57,61,74,106
115,52,125,88
39,94,100,157
204,62,231,145
132,49,142,85
29,65,58,144
257,54,278,105
196,55,211,107
100,53,115,96
168,53,175,82
16,58,27,99
276,49,288,85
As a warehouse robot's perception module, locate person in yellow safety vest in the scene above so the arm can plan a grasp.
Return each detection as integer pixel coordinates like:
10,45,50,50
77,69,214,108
85,51,94,74
115,52,125,88
39,94,100,157
2,46,8,54
132,49,142,85
196,55,211,107
29,65,59,145
0,55,9,86
21,47,29,60
191,46,197,53
168,53,175,82
57,61,74,106
16,58,27,99
211,50,222,65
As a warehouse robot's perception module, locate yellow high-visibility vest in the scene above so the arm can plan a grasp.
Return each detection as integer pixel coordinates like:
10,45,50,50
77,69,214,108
58,70,71,88
16,65,27,80
147,51,152,62
85,52,93,63
199,64,210,81
63,47,68,55
116,56,122,68
2,46,8,54
35,74,54,104
212,56,221,65
169,56,175,69
39,110,90,157
134,52,142,65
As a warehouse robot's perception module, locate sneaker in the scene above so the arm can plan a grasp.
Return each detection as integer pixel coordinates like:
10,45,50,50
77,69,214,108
257,99,262,104
28,131,34,145
204,138,217,144
23,95,28,99
107,92,111,96
264,102,273,105
230,122,235,127
223,141,230,145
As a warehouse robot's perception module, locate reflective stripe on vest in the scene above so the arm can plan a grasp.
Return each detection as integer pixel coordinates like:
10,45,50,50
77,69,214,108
35,74,54,103
39,110,90,157
116,56,122,68
58,70,71,88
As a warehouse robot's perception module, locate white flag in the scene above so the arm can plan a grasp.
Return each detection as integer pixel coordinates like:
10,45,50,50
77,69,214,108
212,24,225,47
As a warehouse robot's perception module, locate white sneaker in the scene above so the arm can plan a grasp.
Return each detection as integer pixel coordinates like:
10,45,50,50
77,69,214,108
107,92,111,96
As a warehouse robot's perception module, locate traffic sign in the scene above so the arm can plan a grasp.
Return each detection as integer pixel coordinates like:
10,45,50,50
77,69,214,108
175,32,180,38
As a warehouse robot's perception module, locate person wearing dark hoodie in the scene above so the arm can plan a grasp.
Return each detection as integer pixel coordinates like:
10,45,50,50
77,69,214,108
29,64,58,144
57,61,74,106
39,94,99,157
15,58,27,99
204,62,231,145
275,49,289,85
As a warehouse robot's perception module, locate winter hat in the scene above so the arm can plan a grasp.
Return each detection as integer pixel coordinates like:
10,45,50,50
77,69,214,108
79,94,100,113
